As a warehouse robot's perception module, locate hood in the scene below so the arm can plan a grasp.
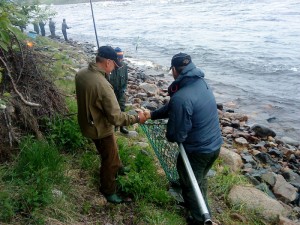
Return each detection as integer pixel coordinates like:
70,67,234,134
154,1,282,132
179,62,205,80
168,62,205,96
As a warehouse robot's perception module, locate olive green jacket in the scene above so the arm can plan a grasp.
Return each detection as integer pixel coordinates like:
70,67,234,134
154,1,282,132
75,62,138,139
109,61,128,94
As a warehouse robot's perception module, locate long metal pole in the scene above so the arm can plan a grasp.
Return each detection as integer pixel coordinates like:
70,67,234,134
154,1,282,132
89,0,99,49
179,143,212,225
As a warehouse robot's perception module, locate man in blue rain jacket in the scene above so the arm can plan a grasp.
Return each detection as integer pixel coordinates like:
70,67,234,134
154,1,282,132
145,53,222,225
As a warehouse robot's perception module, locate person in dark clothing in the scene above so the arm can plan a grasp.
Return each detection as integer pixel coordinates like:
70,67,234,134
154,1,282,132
144,53,222,225
61,18,70,41
39,21,46,36
49,18,55,37
108,47,129,134
33,22,39,34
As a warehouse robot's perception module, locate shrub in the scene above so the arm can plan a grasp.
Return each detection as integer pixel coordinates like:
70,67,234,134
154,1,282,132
117,149,171,205
46,116,87,152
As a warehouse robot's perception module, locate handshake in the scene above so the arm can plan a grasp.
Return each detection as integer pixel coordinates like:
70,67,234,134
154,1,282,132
136,108,151,124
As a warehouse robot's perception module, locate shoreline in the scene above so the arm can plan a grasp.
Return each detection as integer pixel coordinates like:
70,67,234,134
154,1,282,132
50,36,300,222
59,37,300,143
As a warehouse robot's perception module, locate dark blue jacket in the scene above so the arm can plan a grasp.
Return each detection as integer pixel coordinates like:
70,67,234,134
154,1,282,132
151,62,222,153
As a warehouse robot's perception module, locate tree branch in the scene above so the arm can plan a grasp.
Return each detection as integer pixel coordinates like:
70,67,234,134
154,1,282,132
0,56,41,107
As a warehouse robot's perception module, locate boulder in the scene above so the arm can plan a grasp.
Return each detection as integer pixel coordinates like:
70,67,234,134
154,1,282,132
219,147,243,172
228,185,290,221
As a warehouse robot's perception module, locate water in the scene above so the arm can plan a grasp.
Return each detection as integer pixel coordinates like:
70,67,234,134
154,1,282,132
50,0,300,141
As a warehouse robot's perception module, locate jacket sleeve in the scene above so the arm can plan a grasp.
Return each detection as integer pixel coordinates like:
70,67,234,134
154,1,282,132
166,96,193,143
98,82,138,126
121,64,128,92
151,103,169,120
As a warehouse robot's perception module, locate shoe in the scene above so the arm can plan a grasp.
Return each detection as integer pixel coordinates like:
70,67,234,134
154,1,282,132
105,194,123,204
186,215,204,225
120,126,129,134
105,193,133,204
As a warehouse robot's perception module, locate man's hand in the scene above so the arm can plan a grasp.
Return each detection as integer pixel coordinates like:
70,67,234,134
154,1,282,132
143,109,151,120
137,110,147,124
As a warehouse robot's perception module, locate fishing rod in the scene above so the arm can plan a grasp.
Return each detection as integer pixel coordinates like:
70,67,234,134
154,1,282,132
89,0,100,49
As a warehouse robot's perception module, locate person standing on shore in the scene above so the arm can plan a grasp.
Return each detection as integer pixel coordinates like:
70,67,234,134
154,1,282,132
61,18,71,41
49,18,55,37
33,22,39,35
39,21,46,36
107,47,129,134
143,53,222,225
75,46,146,204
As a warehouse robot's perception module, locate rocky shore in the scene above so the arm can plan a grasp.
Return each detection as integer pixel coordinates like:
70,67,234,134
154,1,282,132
60,39,300,224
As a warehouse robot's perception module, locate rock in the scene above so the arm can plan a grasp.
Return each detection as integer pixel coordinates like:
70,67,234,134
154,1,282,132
223,112,248,122
231,120,240,129
229,213,246,223
261,172,277,186
234,137,248,146
217,103,223,110
134,142,149,148
228,185,290,221
273,175,298,203
52,188,63,198
139,83,160,96
278,216,300,225
256,183,276,199
280,137,300,147
250,124,276,138
219,147,243,172
222,126,234,135
126,131,138,138
141,101,158,111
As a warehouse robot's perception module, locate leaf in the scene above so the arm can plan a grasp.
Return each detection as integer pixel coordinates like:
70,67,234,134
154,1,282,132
0,40,8,52
0,30,10,44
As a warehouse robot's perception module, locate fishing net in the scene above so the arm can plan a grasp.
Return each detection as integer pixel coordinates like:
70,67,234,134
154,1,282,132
141,120,180,185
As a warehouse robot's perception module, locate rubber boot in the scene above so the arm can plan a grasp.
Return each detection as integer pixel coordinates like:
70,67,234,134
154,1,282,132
120,126,129,134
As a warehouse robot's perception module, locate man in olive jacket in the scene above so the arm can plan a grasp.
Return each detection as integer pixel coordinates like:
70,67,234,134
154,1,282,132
108,47,129,134
75,46,146,203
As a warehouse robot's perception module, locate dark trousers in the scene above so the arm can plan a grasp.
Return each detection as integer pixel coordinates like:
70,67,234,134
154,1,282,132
177,148,220,223
50,29,55,37
62,30,68,41
93,134,122,195
40,28,45,36
115,91,126,112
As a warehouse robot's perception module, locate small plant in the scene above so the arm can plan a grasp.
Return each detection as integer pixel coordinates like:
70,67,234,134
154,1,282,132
116,135,173,205
46,115,88,153
209,160,248,198
80,150,99,172
0,190,14,222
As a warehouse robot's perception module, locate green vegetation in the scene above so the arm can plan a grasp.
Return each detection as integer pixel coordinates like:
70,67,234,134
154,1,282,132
0,138,69,223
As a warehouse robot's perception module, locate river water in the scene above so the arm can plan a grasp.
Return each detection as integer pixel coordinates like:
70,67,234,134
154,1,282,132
50,0,300,141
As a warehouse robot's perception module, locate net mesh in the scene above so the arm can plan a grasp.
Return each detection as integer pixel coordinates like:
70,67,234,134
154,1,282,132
141,120,180,185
